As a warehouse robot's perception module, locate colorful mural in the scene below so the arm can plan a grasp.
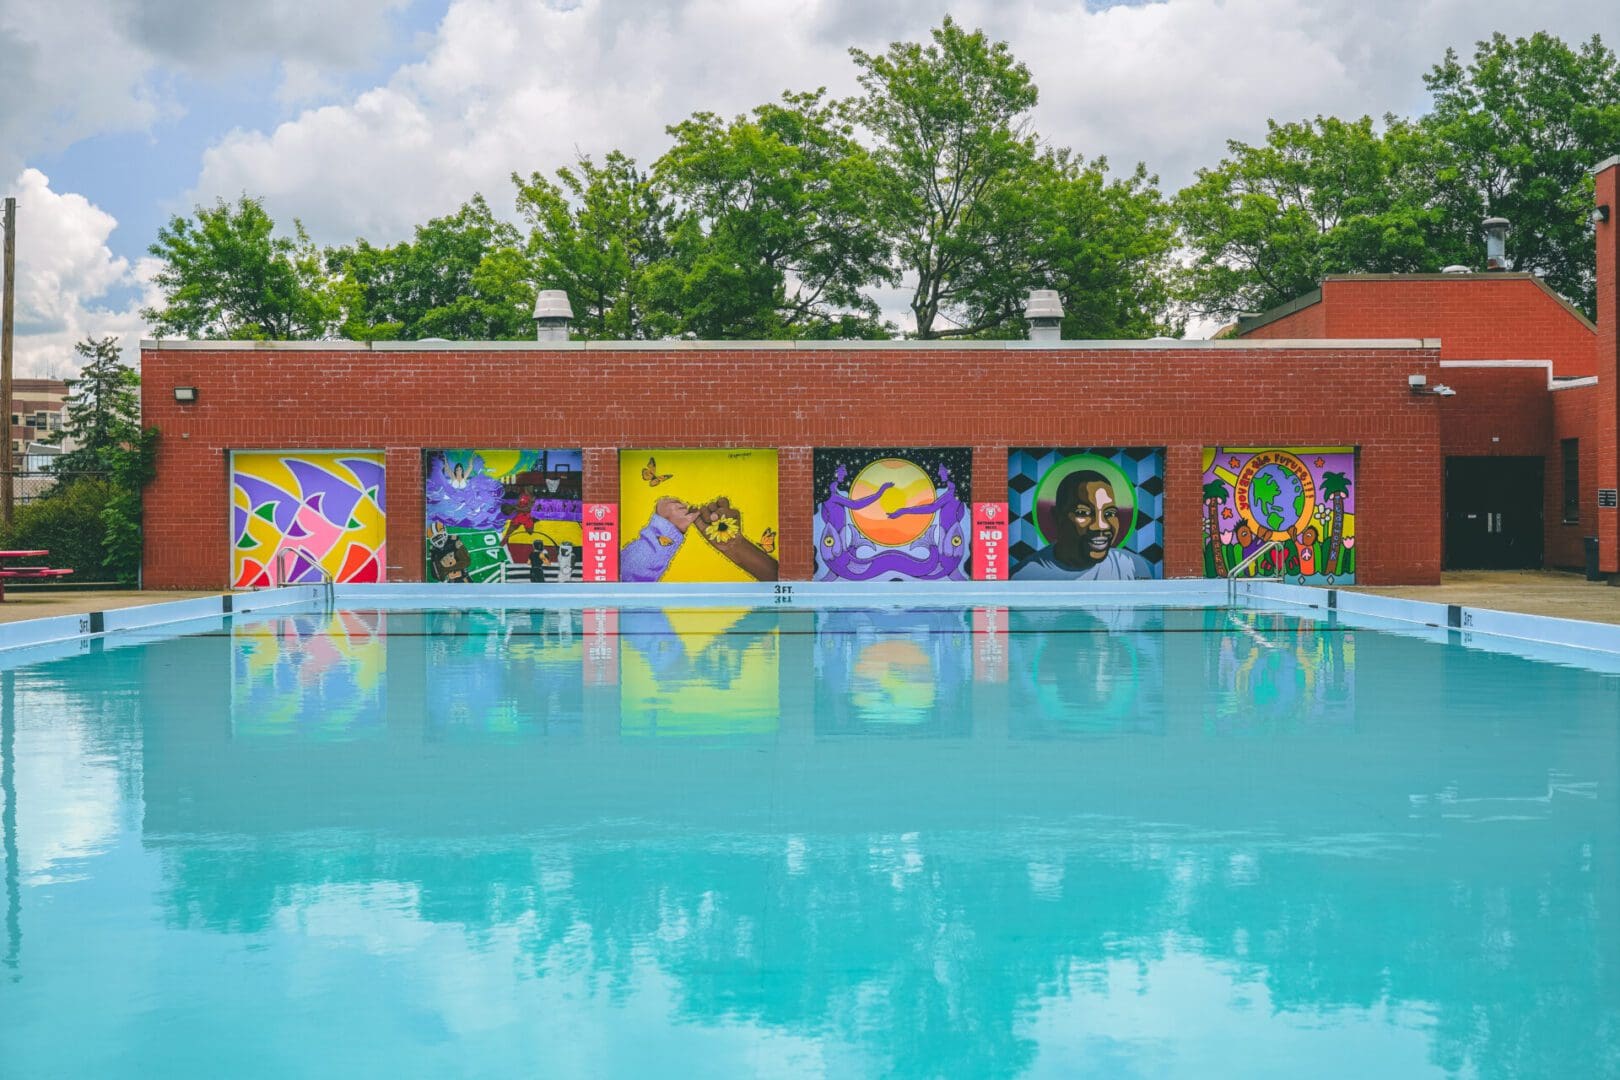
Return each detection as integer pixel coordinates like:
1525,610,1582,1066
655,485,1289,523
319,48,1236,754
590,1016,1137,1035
1008,448,1164,581
231,451,386,587
1202,447,1357,584
618,449,779,583
424,450,583,583
812,448,971,581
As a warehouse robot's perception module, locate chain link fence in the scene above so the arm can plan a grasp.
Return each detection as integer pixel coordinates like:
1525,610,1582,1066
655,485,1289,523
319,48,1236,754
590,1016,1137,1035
3,469,110,506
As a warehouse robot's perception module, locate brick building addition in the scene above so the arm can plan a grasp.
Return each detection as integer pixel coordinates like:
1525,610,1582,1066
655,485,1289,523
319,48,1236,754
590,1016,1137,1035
138,156,1620,592
1236,155,1620,579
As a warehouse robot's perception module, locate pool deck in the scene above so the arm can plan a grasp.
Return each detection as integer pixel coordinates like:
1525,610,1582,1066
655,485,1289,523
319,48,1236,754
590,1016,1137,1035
1351,570,1620,626
0,571,1616,627
0,589,220,623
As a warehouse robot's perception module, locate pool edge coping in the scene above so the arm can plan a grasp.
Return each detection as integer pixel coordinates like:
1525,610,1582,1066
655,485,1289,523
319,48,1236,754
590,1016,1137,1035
1,580,1617,663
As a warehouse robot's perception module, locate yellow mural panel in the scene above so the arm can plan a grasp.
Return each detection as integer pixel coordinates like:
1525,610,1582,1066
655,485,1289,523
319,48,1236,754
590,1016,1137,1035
618,449,779,583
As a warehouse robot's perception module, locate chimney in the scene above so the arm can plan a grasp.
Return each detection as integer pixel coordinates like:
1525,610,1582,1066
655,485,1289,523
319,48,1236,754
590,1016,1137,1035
1025,289,1064,342
1483,217,1511,271
1594,156,1619,575
533,290,573,341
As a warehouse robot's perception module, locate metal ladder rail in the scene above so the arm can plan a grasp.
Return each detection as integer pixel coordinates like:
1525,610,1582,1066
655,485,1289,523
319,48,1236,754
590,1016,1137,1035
1226,539,1285,605
273,544,336,611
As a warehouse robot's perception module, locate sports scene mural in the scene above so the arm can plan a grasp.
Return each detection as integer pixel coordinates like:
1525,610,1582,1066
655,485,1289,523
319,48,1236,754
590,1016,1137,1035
1202,447,1357,584
1008,448,1165,581
812,448,971,581
231,451,386,587
618,449,780,583
424,450,583,583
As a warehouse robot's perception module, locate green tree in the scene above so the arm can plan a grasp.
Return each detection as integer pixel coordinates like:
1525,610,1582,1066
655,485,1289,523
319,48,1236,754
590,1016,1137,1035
144,196,338,339
655,91,893,338
1422,32,1620,315
47,335,141,475
1174,115,1457,319
331,194,532,340
849,18,1045,338
1030,156,1180,338
513,152,679,339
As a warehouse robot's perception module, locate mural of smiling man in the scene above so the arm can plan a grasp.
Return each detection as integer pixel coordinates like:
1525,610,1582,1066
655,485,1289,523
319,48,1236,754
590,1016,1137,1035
1008,448,1165,581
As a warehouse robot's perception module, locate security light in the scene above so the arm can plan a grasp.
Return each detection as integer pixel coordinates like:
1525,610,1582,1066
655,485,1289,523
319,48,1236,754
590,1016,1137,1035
1594,204,1612,225
1408,374,1427,389
173,386,198,403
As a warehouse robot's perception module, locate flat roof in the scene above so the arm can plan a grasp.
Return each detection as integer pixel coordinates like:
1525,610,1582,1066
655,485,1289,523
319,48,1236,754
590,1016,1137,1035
141,337,1440,352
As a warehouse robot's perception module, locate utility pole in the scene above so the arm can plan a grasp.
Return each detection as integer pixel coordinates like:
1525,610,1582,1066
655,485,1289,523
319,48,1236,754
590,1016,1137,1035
1,196,13,527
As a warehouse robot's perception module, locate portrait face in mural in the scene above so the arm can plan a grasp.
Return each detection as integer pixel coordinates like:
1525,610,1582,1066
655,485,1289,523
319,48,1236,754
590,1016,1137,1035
619,450,780,583
1202,447,1357,584
1009,451,1159,582
812,448,972,582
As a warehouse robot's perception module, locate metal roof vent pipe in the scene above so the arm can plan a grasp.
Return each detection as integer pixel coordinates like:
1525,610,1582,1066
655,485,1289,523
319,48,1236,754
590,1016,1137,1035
533,289,573,341
1483,217,1511,271
1026,289,1064,342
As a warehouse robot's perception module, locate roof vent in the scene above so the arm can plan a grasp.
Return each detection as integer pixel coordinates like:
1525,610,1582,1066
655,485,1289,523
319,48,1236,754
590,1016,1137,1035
1025,289,1064,342
533,290,573,341
1482,217,1511,271
1440,265,1471,274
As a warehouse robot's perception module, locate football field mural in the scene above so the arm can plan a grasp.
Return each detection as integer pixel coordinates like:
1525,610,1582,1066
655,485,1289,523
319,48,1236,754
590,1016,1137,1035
231,451,386,587
1008,448,1165,581
618,449,779,583
1202,447,1357,583
425,450,583,583
813,448,971,581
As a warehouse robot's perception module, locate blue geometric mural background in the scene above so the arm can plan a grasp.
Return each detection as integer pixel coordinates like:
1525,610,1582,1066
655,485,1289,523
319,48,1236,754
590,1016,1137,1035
1008,447,1166,578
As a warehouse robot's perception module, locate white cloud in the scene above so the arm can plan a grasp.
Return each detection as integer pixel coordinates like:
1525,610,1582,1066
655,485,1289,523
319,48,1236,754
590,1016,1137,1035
0,0,414,179
191,0,1619,252
0,170,154,379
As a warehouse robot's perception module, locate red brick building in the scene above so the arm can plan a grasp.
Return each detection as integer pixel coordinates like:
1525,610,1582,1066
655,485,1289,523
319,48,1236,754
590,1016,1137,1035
137,158,1620,591
1238,155,1620,577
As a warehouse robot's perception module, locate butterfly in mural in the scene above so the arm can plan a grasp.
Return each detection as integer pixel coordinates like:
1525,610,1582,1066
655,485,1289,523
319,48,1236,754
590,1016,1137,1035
641,457,674,486
759,527,777,555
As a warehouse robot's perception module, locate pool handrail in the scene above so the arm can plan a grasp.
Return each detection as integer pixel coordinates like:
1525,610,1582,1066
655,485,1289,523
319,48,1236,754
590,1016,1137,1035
1227,539,1285,603
273,544,335,610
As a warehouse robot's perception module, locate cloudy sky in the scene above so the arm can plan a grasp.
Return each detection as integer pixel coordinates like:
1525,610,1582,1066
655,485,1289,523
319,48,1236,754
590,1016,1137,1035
1,0,1616,376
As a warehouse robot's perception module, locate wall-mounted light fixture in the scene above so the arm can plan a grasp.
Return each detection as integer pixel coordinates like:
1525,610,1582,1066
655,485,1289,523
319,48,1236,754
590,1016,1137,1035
1408,375,1456,397
1593,204,1611,225
173,386,198,404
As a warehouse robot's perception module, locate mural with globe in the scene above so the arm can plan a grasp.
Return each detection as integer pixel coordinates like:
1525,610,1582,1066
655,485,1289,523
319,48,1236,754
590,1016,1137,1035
812,448,972,581
1007,448,1165,581
1201,447,1357,584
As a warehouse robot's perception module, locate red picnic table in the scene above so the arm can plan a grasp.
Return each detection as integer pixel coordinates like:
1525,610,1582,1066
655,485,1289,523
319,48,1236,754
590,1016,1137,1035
0,550,73,600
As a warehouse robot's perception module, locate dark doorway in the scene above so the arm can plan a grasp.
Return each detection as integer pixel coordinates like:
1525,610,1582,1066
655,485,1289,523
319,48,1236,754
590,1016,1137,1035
1444,456,1544,569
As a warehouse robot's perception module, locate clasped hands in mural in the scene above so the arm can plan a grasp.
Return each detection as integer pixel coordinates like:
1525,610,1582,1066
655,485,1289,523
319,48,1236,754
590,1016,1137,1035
655,495,779,580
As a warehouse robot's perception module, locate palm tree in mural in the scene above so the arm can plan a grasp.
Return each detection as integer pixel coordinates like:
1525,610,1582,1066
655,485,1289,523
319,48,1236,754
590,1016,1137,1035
1322,471,1351,574
1203,479,1230,576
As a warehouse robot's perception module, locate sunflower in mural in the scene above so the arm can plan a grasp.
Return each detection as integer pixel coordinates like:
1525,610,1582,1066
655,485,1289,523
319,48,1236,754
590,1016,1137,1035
704,513,742,544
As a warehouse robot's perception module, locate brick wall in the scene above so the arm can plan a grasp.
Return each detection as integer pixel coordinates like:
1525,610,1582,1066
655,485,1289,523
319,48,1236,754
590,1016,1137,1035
141,343,1445,588
1244,276,1597,377
1550,383,1602,570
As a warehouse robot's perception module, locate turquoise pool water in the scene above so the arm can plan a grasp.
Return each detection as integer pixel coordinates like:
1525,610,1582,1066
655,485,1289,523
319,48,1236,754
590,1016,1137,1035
1,603,1617,1078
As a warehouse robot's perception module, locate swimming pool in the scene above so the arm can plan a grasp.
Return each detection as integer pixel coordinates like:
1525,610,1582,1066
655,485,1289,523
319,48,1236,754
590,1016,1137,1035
2,597,1617,1077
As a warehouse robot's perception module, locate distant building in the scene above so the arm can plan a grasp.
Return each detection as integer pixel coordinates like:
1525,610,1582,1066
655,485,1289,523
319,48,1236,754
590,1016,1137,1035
10,378,69,456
